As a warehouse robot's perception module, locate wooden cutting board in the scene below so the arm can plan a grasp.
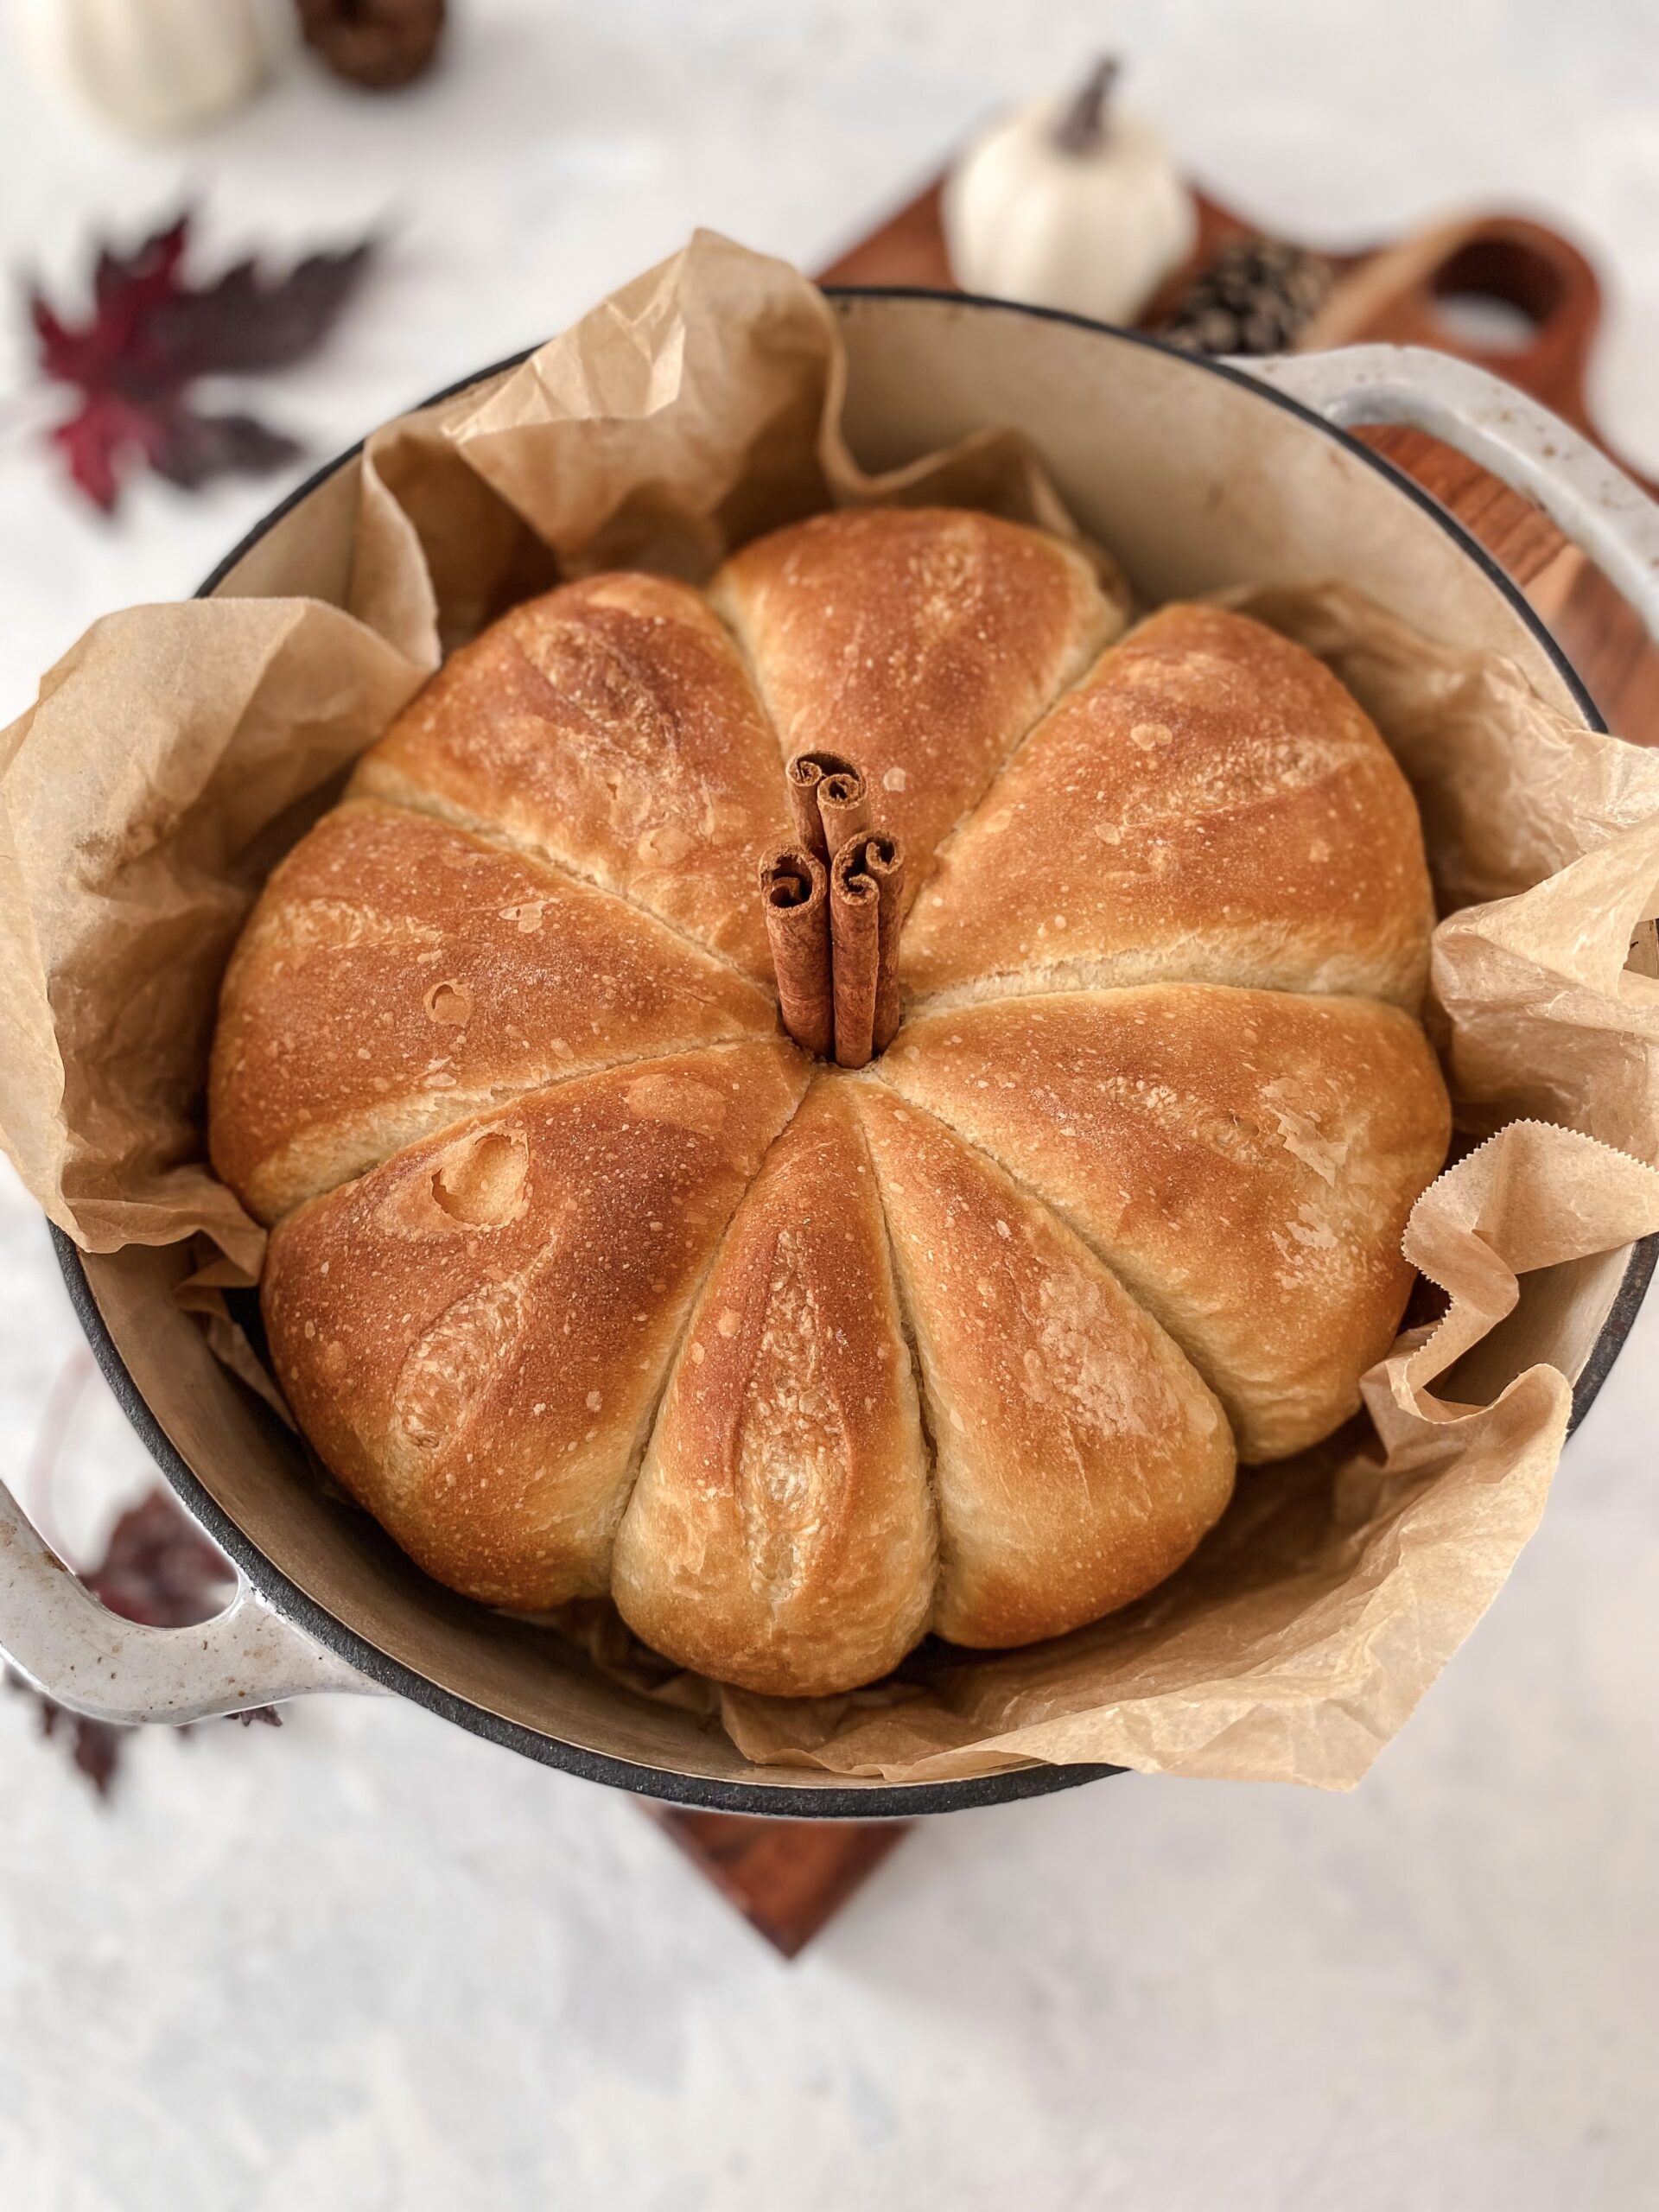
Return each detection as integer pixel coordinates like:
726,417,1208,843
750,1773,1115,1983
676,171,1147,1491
651,174,1659,1957
821,175,1659,749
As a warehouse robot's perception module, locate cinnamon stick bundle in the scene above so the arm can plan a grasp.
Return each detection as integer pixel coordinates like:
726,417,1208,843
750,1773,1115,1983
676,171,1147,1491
766,753,902,1065
760,848,834,1058
786,751,873,861
830,834,906,1067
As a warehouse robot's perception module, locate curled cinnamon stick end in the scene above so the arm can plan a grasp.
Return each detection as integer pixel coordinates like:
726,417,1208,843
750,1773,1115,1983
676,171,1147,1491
830,834,903,1067
786,751,870,862
760,848,834,1059
818,767,874,856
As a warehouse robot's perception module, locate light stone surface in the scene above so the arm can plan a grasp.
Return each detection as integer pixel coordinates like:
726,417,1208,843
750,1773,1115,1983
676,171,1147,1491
1,3,1656,2205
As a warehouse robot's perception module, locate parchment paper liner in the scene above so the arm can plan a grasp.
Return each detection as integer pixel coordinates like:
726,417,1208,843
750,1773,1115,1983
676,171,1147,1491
4,232,1658,1789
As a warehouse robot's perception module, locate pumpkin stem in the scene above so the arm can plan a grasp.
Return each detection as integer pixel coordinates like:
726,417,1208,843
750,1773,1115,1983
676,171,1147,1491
1052,57,1119,156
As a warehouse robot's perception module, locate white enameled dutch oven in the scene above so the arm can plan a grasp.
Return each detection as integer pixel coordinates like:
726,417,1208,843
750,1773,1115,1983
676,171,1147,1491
4,293,1657,1817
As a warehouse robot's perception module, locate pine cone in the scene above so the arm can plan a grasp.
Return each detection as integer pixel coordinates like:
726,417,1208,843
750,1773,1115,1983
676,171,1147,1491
296,0,447,92
1158,238,1334,357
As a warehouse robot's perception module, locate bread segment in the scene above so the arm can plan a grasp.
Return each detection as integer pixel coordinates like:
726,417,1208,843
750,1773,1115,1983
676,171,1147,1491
613,1080,934,1694
352,571,793,981
877,988,1450,1461
263,1041,810,1611
212,800,779,1225
712,506,1118,884
855,1085,1235,1648
901,604,1433,1013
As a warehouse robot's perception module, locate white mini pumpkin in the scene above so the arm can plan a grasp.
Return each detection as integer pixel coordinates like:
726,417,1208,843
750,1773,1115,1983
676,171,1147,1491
15,0,283,139
944,59,1197,329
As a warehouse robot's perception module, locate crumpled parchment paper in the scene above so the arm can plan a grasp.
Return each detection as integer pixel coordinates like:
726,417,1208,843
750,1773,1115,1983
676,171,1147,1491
4,231,1657,1788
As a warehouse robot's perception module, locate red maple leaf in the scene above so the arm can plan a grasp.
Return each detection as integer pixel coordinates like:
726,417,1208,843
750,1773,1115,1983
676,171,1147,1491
27,211,376,513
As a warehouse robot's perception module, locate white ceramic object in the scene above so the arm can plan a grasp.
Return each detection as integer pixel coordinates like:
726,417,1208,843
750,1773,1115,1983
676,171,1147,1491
944,61,1197,326
0,1478,369,1723
13,0,281,139
3,325,1656,1811
1248,345,1659,632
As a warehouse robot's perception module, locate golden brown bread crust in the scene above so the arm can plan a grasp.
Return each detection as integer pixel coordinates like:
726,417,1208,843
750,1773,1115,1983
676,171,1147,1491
351,571,793,981
612,1080,934,1694
877,987,1451,1461
901,603,1434,1014
711,506,1119,886
262,1043,810,1611
211,508,1452,1698
211,799,779,1225
855,1085,1235,1648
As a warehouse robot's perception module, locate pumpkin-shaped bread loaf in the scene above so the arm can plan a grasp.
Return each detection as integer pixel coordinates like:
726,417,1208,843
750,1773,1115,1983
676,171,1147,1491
210,507,1450,1697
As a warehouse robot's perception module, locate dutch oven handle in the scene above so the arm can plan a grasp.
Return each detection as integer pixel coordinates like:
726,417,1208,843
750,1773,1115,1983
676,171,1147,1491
0,1470,372,1726
1240,345,1659,644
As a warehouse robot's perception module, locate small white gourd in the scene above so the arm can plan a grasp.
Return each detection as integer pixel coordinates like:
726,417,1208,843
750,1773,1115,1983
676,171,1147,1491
14,0,282,139
944,59,1197,328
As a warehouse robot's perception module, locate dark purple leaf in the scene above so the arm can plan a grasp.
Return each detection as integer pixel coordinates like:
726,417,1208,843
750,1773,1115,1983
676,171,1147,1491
37,1698,124,1796
91,213,189,320
151,241,377,376
48,391,170,511
86,1491,234,1628
23,210,376,511
148,407,304,492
